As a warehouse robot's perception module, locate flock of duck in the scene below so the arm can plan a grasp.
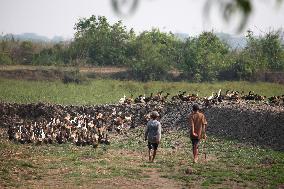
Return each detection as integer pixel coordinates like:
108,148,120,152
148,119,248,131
5,89,284,147
118,90,284,106
7,108,133,147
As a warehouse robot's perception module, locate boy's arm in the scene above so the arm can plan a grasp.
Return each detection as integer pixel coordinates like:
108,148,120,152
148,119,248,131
188,115,197,137
202,124,207,139
202,115,207,139
145,124,149,141
156,123,162,144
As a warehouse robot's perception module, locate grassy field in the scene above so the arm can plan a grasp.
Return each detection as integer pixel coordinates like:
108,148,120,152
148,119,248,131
0,78,283,188
0,128,283,188
0,78,283,105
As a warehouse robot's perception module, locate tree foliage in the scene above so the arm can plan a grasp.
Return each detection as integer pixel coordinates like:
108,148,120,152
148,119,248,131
73,15,131,66
182,32,230,81
126,29,181,81
228,30,284,80
0,16,283,82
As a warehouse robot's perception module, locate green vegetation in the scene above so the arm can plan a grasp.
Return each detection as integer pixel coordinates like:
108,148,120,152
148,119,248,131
182,32,230,81
1,15,284,81
0,78,283,105
1,128,283,188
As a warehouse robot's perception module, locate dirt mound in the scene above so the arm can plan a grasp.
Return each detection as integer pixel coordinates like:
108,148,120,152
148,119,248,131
0,69,64,81
0,101,283,150
0,66,129,81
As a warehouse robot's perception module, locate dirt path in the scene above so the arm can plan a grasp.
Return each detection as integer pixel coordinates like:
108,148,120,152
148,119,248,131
2,131,278,189
91,149,186,189
92,167,185,189
143,168,184,189
16,148,186,189
0,65,127,73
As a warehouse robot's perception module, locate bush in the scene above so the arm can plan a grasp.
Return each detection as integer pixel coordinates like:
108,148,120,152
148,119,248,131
181,32,230,81
62,70,87,84
127,30,172,81
0,53,13,65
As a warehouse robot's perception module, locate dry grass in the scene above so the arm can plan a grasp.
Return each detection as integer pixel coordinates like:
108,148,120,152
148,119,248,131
1,128,283,188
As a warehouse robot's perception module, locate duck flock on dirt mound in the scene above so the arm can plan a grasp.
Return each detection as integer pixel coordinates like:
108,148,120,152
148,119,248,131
1,90,284,148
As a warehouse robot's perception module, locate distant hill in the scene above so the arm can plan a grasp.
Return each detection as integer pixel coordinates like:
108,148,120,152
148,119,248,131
174,32,247,49
0,33,68,42
215,32,247,49
174,32,189,41
1,32,279,48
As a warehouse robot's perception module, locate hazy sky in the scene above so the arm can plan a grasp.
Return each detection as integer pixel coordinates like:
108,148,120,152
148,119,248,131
0,0,283,39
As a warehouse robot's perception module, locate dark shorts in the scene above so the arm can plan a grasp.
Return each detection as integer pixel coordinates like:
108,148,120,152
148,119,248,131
191,138,200,148
148,142,159,150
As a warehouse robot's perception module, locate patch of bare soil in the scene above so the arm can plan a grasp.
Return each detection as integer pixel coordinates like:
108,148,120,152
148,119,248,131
90,149,185,189
0,69,64,81
93,170,185,189
0,65,127,72
144,168,185,189
17,149,185,189
80,67,127,73
0,65,128,81
213,180,258,189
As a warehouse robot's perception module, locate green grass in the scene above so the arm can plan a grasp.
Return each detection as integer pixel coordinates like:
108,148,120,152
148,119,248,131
0,78,283,187
0,78,283,105
1,128,283,188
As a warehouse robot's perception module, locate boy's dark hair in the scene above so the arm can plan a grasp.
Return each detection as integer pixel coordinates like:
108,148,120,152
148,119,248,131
192,104,199,112
150,111,159,119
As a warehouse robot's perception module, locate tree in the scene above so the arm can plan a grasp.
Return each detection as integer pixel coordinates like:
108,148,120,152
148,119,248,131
33,43,67,65
260,31,284,71
0,53,12,65
226,30,284,80
240,30,283,76
182,32,230,81
0,36,13,65
137,29,180,66
127,29,173,81
73,15,132,66
16,41,34,64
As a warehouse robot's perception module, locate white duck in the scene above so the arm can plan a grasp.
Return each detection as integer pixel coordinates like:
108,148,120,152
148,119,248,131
119,95,126,104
